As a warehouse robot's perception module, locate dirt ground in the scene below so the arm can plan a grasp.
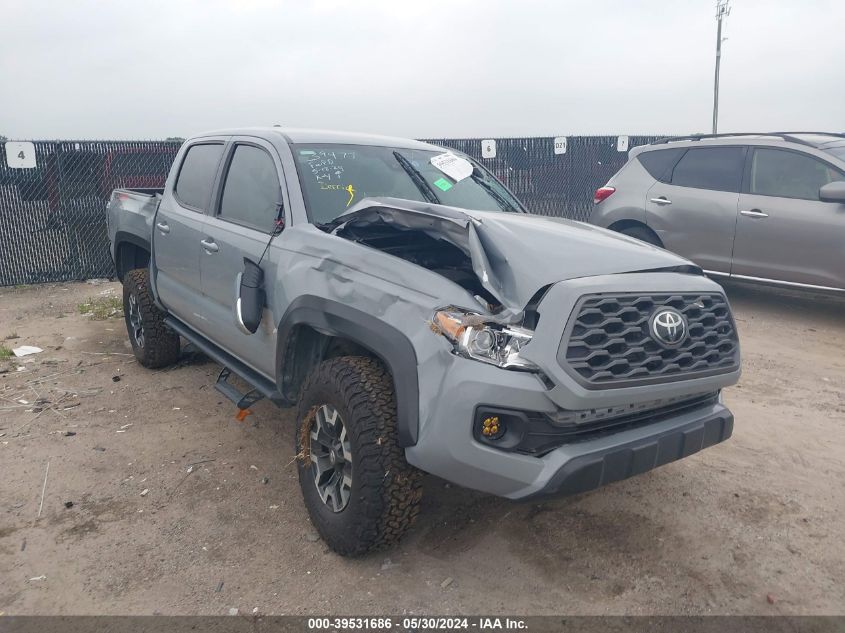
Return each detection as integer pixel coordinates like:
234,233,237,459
0,279,843,616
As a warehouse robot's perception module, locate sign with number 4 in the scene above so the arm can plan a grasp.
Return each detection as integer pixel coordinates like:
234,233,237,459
5,142,37,169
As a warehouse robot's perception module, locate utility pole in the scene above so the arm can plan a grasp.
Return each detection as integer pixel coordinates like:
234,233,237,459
712,0,731,134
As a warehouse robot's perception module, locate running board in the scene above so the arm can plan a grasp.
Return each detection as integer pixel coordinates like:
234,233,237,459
164,316,286,407
215,367,266,410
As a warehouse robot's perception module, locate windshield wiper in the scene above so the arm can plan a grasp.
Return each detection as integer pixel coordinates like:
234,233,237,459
393,151,440,205
470,169,523,213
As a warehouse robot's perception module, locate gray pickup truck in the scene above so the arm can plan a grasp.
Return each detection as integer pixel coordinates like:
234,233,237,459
107,128,741,556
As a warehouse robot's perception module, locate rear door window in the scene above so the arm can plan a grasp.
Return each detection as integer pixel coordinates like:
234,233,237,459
637,148,683,181
670,147,745,192
218,145,281,232
174,143,224,210
750,148,843,201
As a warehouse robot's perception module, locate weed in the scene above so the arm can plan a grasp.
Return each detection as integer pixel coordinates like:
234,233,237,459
78,296,123,320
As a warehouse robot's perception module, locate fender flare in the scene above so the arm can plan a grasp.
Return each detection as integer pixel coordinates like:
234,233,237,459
276,296,420,447
114,230,151,257
113,231,151,276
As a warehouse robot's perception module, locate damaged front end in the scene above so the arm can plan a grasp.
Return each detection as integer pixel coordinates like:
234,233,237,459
326,197,701,314
324,196,707,373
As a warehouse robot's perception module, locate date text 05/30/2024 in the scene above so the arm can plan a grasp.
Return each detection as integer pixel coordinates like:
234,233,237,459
307,617,528,630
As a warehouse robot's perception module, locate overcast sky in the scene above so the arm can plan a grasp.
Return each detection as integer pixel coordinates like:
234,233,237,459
2,0,842,140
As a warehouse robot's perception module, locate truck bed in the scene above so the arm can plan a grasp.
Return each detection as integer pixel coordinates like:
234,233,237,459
107,188,164,266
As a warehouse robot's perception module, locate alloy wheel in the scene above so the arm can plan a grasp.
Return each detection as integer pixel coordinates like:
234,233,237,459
127,293,145,349
308,404,353,512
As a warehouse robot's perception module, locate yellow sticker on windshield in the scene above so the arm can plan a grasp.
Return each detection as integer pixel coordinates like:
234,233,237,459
345,184,356,207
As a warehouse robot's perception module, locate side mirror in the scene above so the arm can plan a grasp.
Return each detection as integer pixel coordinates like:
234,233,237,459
819,181,845,204
235,258,265,335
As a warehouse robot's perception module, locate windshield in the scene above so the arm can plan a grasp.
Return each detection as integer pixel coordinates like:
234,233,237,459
292,144,524,224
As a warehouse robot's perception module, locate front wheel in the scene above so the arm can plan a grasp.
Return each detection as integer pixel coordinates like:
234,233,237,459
296,356,422,556
122,268,181,369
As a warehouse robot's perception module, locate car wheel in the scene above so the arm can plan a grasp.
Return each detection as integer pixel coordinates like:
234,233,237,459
122,268,181,369
620,225,664,248
296,356,422,556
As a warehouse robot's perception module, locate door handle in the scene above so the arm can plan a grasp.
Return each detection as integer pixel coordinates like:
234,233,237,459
740,209,769,218
200,238,219,253
155,222,170,234
649,197,672,205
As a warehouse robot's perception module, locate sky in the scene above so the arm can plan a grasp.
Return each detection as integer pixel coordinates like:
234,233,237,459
1,0,842,140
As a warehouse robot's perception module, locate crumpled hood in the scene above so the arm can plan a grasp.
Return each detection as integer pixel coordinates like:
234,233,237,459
333,197,700,312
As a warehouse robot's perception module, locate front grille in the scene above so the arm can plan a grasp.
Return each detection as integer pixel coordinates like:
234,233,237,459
559,293,739,388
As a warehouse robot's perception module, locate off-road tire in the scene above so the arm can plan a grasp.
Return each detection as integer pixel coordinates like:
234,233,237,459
122,268,180,369
620,225,664,248
296,356,423,556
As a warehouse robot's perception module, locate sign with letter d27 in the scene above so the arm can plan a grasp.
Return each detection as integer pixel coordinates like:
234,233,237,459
553,137,567,155
5,142,37,169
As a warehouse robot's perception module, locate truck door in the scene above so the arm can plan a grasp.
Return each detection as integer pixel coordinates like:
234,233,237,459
198,139,287,379
731,147,845,290
153,141,225,329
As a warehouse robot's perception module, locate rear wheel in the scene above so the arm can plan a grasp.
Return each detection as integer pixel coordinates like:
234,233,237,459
122,268,180,369
296,356,422,556
619,225,664,248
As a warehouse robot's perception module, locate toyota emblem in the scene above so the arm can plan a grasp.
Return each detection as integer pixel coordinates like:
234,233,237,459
650,308,688,347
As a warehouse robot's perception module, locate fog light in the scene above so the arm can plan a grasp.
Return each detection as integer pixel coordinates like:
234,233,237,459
481,415,505,440
474,408,532,452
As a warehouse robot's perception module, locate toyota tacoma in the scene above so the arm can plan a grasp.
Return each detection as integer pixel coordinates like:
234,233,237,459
107,128,741,556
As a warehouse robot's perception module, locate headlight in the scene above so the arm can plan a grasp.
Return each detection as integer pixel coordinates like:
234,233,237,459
433,310,537,370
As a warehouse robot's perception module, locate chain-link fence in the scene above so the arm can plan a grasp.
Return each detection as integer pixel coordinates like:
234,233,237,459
425,135,667,220
0,135,666,287
0,140,181,286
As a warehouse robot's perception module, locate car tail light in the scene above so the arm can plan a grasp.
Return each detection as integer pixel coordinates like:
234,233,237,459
593,186,616,204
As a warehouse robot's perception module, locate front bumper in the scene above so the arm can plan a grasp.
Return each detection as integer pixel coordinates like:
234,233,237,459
405,346,735,501
520,404,732,500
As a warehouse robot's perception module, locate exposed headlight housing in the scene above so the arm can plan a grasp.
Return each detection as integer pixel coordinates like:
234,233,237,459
433,310,537,370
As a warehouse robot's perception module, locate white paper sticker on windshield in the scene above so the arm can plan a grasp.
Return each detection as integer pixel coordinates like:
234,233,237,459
430,152,473,183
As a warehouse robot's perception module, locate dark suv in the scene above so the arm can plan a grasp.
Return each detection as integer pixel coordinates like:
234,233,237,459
590,133,845,293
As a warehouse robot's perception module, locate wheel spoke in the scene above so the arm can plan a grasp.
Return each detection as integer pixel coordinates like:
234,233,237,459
331,477,344,512
320,405,340,438
316,427,334,449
